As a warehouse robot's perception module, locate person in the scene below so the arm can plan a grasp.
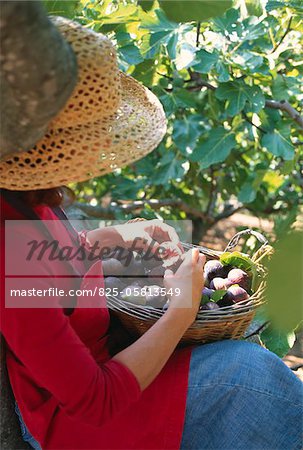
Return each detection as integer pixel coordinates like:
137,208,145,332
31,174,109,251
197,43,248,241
0,16,302,450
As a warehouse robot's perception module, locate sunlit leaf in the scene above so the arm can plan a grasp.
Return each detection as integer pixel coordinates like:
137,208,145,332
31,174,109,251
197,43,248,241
190,49,219,74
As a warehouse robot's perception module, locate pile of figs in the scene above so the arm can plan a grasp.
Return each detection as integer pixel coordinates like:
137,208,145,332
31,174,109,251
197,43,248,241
103,242,181,310
201,260,252,311
103,244,253,313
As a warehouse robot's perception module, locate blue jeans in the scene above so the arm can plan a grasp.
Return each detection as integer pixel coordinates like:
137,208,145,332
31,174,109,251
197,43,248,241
15,403,41,450
181,340,303,450
16,341,303,450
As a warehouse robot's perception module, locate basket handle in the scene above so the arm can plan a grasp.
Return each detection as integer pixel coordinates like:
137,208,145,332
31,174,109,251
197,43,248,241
224,229,268,252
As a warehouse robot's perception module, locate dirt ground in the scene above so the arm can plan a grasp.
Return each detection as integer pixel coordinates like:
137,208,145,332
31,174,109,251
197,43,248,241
200,212,303,381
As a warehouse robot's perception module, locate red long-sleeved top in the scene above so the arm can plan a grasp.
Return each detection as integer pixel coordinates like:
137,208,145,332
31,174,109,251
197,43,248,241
0,193,192,449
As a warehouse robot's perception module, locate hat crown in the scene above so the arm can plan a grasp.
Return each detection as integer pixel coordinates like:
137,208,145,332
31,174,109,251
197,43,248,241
50,17,121,130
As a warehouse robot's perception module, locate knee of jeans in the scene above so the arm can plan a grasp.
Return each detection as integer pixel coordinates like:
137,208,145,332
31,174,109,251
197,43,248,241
190,340,300,400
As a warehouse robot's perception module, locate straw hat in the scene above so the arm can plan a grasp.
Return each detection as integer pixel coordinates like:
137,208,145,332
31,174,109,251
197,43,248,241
0,16,167,190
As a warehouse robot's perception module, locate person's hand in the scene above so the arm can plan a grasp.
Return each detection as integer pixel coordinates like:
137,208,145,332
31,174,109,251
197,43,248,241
113,219,183,254
164,249,206,325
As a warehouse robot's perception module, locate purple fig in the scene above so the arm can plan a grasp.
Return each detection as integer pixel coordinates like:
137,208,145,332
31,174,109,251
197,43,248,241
226,285,249,303
142,252,163,269
102,258,124,277
200,302,220,311
228,268,251,290
146,285,167,308
217,292,234,307
202,287,215,298
104,276,125,291
149,265,166,278
210,277,232,290
123,255,146,277
204,260,230,283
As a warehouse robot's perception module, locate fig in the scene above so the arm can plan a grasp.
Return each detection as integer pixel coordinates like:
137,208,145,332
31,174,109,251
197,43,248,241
202,287,215,299
149,265,166,278
124,256,145,277
104,276,125,291
141,252,163,269
227,268,251,291
120,286,146,305
145,285,167,308
226,285,249,303
200,302,220,311
209,277,232,290
102,258,124,277
217,292,234,307
104,248,132,264
204,260,229,283
130,279,147,288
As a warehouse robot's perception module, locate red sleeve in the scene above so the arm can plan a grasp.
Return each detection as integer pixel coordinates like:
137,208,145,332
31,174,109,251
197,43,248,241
1,302,141,427
1,222,141,427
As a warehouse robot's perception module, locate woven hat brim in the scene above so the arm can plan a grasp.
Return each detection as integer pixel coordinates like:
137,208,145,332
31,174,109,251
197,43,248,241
0,73,167,190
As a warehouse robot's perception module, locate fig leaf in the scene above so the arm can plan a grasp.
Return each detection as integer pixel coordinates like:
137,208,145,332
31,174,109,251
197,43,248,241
211,289,227,302
220,251,255,273
201,294,210,305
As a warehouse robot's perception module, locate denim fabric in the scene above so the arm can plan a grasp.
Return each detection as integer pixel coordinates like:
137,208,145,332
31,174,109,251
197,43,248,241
15,403,41,450
15,340,303,450
181,340,303,450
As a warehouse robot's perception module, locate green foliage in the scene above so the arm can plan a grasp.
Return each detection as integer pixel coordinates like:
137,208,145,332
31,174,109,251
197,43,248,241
60,0,303,358
140,1,232,23
220,251,255,272
43,0,80,17
260,326,296,358
191,127,236,169
72,0,302,232
264,232,303,331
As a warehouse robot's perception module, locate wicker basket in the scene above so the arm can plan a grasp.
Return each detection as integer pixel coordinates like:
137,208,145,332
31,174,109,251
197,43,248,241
107,227,273,345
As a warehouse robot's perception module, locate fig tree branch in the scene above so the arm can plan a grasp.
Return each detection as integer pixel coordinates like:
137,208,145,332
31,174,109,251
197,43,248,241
196,22,201,47
264,100,303,129
242,112,267,134
0,0,78,159
271,16,293,54
72,199,208,220
184,71,303,129
213,205,245,223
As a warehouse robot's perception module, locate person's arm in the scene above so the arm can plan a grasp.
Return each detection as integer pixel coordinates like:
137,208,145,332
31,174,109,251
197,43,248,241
114,249,205,389
1,293,141,427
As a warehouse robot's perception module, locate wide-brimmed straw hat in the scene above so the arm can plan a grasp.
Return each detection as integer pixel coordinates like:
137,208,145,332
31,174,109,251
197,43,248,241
0,16,167,191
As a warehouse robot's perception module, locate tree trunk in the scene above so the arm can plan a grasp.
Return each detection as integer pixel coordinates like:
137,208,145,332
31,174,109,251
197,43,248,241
0,336,30,449
0,0,78,159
